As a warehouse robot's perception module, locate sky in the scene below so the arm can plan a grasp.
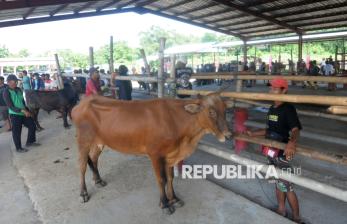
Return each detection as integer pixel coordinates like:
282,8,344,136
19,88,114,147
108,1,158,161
0,12,219,56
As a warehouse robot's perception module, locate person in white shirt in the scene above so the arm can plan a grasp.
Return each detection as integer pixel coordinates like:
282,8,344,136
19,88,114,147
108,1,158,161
45,74,58,90
324,61,335,91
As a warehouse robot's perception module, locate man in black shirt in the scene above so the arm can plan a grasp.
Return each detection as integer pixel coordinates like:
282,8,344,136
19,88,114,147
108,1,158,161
246,77,302,223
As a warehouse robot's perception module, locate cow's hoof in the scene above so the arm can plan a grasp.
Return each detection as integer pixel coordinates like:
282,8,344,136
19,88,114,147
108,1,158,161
36,127,44,132
162,206,175,215
64,125,71,129
80,192,89,203
171,199,184,208
95,180,107,188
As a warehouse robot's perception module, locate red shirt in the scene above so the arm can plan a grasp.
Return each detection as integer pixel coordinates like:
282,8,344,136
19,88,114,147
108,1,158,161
85,79,101,96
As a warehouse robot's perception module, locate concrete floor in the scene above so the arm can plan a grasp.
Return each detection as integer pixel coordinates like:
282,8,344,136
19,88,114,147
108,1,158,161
0,110,293,224
0,132,41,224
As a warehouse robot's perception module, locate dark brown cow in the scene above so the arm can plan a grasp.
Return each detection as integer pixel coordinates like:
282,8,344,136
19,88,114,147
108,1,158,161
71,93,231,214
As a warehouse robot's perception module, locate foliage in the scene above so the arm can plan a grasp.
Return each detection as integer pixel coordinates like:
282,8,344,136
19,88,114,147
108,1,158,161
95,41,138,67
139,25,200,56
0,45,10,58
54,49,89,69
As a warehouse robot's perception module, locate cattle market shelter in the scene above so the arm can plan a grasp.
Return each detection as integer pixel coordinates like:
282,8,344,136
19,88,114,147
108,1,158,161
0,57,56,75
1,0,347,39
1,0,346,67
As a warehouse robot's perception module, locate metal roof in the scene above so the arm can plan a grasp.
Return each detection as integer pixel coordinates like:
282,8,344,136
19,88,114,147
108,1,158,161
1,0,346,41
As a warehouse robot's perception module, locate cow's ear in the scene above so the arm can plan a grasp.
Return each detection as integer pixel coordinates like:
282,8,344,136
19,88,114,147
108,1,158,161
184,104,202,114
197,94,203,99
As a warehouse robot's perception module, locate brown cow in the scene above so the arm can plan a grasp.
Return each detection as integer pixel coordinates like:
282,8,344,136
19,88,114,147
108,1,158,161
71,93,231,214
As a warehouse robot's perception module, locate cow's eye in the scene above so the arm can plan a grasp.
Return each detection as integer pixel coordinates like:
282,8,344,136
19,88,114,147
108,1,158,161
209,109,217,119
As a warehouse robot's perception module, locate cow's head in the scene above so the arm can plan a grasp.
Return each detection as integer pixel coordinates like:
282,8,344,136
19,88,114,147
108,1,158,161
184,93,231,142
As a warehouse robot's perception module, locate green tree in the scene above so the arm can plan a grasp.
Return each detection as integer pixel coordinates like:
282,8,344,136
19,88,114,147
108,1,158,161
201,33,218,42
139,25,200,56
55,49,88,69
17,49,30,57
95,41,137,67
0,45,9,58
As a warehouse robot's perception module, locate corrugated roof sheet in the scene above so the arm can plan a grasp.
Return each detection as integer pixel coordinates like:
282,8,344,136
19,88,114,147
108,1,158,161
0,0,346,40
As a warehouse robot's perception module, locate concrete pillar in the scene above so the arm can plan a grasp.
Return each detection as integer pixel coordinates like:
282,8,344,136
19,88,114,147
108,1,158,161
342,38,346,70
157,37,166,98
0,66,3,75
169,54,177,98
243,41,247,66
89,47,94,68
14,66,17,74
54,54,64,89
298,35,303,62
109,36,114,73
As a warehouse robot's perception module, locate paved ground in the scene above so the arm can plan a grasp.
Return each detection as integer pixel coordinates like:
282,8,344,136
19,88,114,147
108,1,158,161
0,111,293,224
0,132,41,224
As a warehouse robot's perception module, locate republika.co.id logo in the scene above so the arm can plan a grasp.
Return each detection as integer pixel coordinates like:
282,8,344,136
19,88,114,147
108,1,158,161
181,164,301,179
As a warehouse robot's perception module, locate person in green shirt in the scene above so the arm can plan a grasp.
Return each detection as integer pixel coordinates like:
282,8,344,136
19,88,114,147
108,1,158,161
3,75,39,153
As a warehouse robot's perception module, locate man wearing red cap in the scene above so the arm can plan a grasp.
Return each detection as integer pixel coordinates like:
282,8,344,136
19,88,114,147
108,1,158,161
246,77,302,223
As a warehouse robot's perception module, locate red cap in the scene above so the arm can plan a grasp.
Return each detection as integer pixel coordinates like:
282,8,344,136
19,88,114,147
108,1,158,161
270,77,288,90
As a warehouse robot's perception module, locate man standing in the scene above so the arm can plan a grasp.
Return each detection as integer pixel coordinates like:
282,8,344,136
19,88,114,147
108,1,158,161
0,76,11,131
246,77,302,223
85,67,102,97
3,75,39,153
22,70,32,91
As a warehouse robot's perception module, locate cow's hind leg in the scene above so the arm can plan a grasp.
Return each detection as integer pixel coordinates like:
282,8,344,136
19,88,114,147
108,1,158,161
88,145,107,188
76,124,94,203
32,108,44,131
165,164,184,208
150,156,175,215
79,146,90,203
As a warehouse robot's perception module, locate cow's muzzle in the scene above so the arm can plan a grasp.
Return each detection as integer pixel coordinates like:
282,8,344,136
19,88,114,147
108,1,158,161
224,131,232,140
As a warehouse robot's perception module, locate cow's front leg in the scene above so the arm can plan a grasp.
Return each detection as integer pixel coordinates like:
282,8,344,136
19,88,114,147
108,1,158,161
62,108,70,128
165,164,184,208
150,156,175,215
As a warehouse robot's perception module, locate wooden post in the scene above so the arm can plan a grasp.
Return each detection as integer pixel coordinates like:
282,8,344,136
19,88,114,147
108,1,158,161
298,35,303,62
235,99,347,122
157,37,166,98
335,45,338,62
109,36,114,73
140,49,151,94
54,54,64,89
140,49,150,75
243,41,247,66
327,106,347,114
278,45,281,63
89,47,94,68
176,89,347,106
169,54,177,98
290,47,293,62
342,38,346,70
199,142,347,202
234,134,347,165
